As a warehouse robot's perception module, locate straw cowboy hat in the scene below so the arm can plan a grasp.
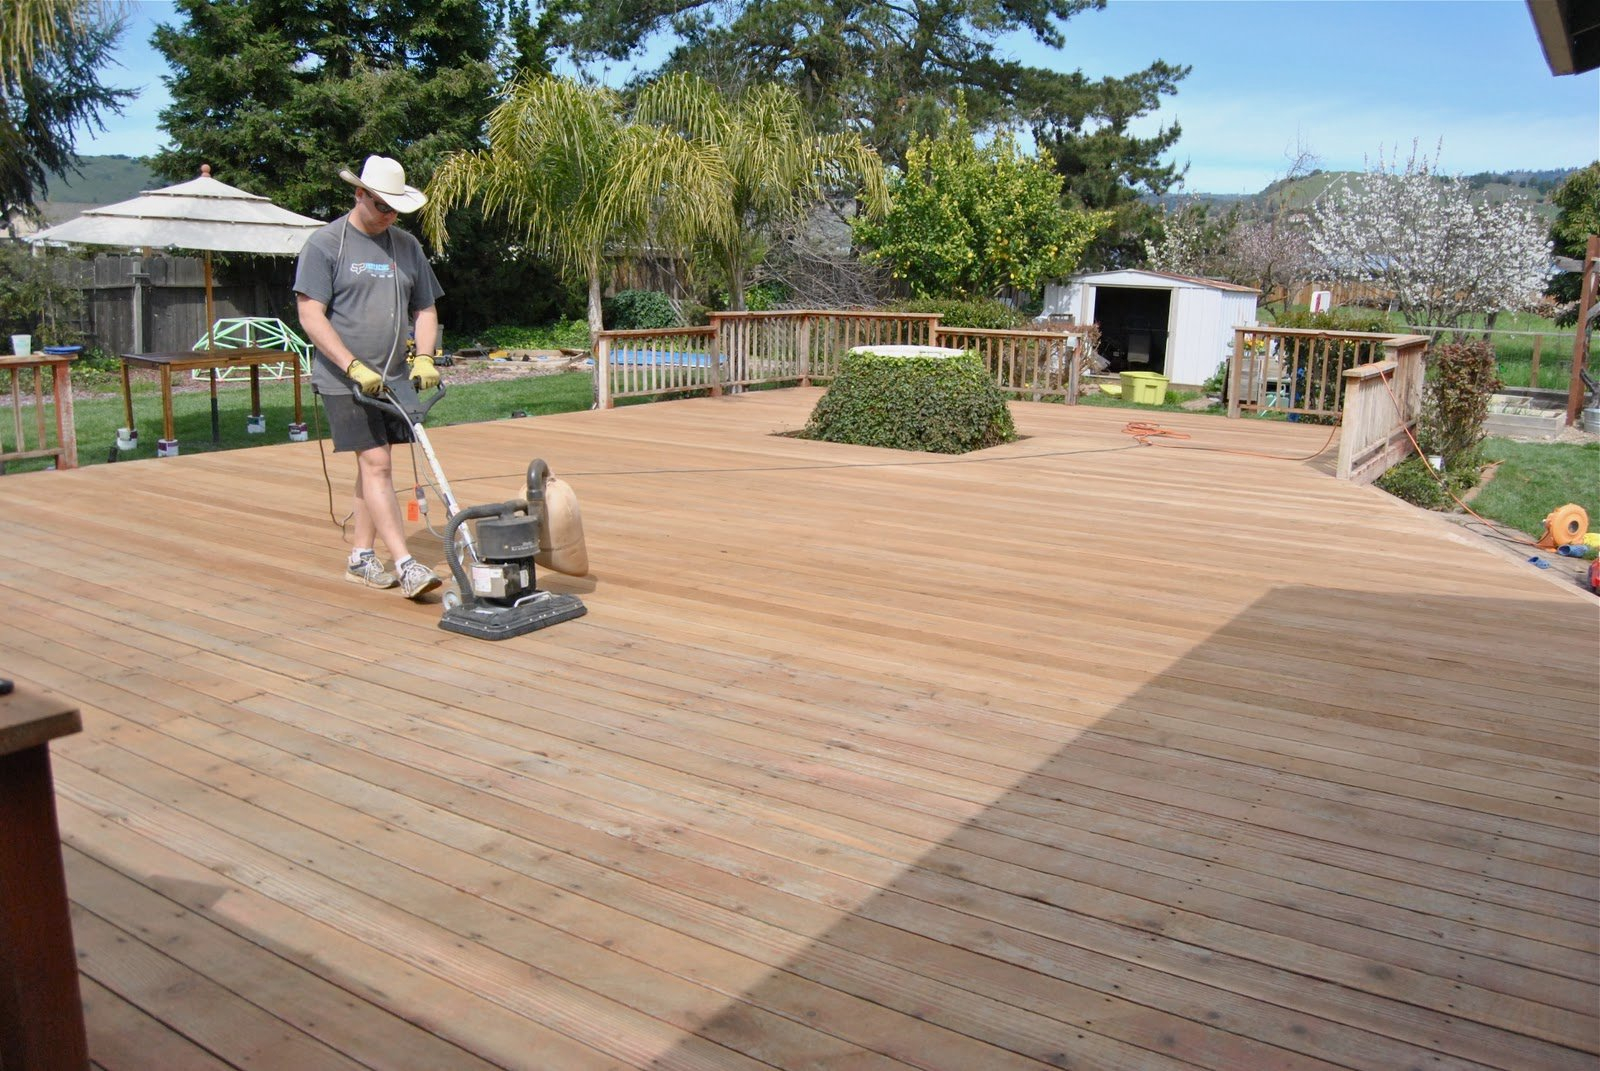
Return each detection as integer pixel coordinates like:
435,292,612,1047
338,155,427,214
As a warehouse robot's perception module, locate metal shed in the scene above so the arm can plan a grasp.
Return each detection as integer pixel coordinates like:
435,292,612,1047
1041,269,1259,387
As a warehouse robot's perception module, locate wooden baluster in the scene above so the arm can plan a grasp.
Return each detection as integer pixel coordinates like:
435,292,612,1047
32,369,45,454
799,315,812,386
3,368,15,454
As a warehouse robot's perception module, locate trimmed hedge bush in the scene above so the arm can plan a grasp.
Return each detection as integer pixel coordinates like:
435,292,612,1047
801,348,1017,454
603,289,678,330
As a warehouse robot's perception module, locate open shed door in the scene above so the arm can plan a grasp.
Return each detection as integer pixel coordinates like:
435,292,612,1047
1092,287,1171,374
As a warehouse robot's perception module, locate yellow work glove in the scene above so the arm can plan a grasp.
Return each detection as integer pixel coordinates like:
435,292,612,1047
346,358,384,396
408,353,440,390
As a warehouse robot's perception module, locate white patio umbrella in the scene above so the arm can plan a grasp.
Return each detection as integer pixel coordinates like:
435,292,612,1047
30,165,324,352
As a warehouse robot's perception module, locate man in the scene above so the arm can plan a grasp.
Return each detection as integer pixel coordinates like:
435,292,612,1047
294,155,445,599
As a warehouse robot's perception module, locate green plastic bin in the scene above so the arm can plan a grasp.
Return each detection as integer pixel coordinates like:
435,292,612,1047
1119,370,1169,405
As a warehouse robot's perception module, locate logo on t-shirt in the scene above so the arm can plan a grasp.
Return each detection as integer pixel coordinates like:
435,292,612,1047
350,261,395,278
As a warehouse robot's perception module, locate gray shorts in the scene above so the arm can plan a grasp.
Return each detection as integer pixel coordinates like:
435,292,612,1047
320,391,414,453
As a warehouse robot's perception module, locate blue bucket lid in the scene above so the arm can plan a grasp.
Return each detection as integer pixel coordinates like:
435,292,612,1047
42,345,83,354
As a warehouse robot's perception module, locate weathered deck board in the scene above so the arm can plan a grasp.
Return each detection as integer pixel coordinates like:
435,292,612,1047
0,388,1595,1070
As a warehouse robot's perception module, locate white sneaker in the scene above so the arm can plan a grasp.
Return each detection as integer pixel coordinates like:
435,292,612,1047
398,559,442,600
345,552,397,589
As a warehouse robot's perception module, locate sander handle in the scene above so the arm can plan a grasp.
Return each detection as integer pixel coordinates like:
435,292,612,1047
352,376,445,425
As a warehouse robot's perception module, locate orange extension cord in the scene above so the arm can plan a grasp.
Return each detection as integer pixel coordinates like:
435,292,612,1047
1119,418,1340,461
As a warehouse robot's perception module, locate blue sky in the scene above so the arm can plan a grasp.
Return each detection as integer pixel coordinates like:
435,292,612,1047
84,0,1596,194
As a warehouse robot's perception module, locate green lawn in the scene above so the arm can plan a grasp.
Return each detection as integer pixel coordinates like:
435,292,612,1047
1472,438,1600,539
3,371,596,473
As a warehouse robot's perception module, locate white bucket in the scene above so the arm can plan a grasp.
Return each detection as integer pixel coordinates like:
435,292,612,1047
10,334,31,356
1582,407,1600,435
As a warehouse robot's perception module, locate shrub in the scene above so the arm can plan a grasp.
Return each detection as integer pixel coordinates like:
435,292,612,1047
1273,308,1393,333
0,244,84,346
888,296,1025,330
800,348,1017,454
1419,338,1501,465
744,282,790,312
477,320,589,349
1375,454,1477,511
604,289,678,330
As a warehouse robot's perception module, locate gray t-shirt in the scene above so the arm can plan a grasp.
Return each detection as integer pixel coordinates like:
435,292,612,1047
293,213,444,396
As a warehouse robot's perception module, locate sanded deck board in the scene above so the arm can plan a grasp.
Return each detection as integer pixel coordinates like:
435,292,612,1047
0,389,1593,1070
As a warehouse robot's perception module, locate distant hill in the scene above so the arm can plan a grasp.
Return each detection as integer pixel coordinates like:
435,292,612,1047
1155,166,1580,220
43,154,157,206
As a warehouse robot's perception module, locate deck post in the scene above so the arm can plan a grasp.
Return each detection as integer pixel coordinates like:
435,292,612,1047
595,335,612,409
1565,234,1597,425
1228,328,1245,418
798,315,812,387
708,314,725,398
1066,330,1080,404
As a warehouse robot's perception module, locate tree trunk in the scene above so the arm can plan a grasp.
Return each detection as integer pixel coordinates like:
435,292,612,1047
587,269,604,343
726,253,746,313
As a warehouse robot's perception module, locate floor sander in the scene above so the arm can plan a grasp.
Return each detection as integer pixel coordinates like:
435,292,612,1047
356,378,588,639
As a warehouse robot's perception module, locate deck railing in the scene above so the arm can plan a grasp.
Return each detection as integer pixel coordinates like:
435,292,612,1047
595,310,1090,407
1226,327,1428,419
593,326,719,407
1227,326,1428,480
932,325,1086,400
1334,337,1430,483
0,353,78,472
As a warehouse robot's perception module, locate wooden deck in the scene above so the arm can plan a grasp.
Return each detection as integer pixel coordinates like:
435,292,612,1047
1,388,1595,1071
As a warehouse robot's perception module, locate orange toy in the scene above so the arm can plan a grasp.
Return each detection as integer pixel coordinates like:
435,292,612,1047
1537,503,1590,550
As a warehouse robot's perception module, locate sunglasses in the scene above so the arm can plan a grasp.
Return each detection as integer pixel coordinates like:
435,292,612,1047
365,191,397,215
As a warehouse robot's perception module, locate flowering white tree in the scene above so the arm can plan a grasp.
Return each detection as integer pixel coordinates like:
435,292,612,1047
1306,148,1551,329
1145,203,1232,276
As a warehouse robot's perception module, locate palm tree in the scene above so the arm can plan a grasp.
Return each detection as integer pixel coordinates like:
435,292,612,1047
635,74,889,311
3,0,77,84
421,74,730,340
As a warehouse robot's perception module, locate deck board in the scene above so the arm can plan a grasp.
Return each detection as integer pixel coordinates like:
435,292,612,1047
1,388,1594,1070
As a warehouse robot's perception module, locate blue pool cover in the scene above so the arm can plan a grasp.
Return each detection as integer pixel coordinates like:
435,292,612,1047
614,349,713,368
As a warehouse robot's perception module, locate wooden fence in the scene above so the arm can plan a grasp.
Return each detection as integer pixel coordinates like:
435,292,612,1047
54,254,291,355
595,310,1089,407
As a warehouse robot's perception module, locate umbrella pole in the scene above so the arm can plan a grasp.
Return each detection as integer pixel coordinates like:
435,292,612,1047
205,251,220,444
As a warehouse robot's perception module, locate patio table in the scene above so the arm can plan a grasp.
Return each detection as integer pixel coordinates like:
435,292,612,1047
120,347,303,455
0,681,88,1071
